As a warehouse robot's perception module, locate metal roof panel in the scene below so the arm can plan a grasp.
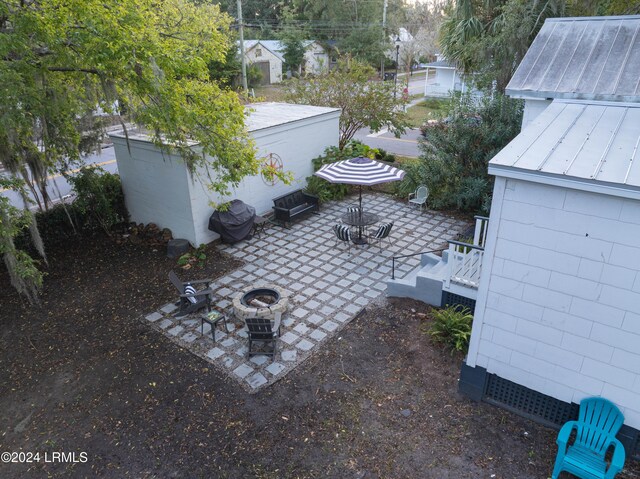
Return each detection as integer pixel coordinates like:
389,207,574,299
507,15,640,101
490,100,640,190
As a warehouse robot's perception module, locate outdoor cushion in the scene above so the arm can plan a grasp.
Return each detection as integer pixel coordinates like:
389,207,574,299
184,284,198,304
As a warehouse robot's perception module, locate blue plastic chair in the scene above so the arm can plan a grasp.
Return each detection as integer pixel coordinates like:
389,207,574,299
552,397,626,479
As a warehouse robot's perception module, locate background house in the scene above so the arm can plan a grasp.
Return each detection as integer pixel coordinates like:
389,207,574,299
109,103,340,245
424,54,481,98
243,40,329,84
244,40,283,85
459,15,640,458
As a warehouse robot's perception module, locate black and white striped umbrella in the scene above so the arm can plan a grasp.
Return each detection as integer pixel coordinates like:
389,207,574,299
315,156,405,212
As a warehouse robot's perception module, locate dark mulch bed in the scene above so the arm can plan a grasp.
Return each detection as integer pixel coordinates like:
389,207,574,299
1,235,638,478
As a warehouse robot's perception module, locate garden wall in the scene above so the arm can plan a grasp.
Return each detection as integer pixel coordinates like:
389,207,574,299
465,177,640,429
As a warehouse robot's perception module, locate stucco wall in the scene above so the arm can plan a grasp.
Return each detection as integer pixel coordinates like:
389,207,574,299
111,138,197,242
467,177,640,429
111,110,340,246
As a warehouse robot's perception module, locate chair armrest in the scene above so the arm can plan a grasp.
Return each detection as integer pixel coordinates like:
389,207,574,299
605,437,626,479
302,192,319,204
556,421,577,451
180,289,213,298
273,206,290,213
187,278,213,285
408,192,415,201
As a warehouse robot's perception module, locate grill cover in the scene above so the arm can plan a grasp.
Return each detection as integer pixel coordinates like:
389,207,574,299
208,199,256,243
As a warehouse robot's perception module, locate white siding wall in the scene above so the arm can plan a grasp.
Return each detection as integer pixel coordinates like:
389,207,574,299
303,43,329,74
467,177,640,429
521,99,552,129
245,46,282,84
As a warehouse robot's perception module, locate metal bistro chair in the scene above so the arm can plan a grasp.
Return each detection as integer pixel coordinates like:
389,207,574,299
552,397,626,479
367,222,393,251
408,185,429,211
333,224,352,253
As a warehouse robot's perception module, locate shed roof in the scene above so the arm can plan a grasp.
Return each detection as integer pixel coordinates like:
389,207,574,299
108,102,340,143
506,15,640,102
424,60,455,69
245,102,340,132
489,100,640,198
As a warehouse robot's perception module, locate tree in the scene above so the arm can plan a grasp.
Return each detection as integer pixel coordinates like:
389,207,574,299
439,0,565,92
284,58,409,150
0,0,259,302
403,92,522,213
279,28,307,76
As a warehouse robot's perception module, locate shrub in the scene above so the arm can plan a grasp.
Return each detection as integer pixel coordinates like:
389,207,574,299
427,305,474,353
68,167,128,235
409,92,522,214
305,140,394,203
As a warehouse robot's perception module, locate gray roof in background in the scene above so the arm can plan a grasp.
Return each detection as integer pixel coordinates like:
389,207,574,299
424,60,455,69
244,40,318,62
506,15,640,102
489,100,640,193
245,102,340,132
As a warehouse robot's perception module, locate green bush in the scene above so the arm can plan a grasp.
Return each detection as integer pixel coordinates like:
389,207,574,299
428,305,474,353
68,166,128,234
408,92,522,214
305,140,395,203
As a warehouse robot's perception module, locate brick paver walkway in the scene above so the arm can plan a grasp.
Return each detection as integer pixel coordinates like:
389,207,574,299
144,193,469,392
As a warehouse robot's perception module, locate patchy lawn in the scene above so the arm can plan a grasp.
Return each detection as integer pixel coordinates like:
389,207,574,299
2,234,639,478
406,98,449,128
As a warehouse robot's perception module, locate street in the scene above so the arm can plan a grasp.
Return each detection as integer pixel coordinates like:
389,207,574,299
0,146,118,210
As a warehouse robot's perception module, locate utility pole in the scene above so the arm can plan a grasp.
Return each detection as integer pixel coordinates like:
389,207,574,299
380,0,388,79
237,0,248,93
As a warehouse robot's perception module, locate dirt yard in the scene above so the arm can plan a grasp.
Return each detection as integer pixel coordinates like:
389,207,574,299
1,235,638,478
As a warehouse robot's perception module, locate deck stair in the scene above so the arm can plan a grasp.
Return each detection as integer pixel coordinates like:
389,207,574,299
386,216,488,307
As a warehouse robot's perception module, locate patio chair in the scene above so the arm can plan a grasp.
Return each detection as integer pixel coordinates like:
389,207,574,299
333,224,352,253
408,185,429,211
367,222,394,251
551,397,626,479
245,317,278,359
169,270,213,317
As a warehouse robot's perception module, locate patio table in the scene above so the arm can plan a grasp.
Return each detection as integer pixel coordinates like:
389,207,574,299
341,211,379,245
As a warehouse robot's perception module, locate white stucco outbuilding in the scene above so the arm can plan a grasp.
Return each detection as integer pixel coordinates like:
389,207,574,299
109,103,340,246
460,15,640,456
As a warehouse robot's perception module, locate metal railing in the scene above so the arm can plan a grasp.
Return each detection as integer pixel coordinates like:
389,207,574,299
391,248,446,280
444,240,485,289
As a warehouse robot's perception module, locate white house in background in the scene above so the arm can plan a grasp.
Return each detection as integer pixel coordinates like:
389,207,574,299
244,40,283,85
424,54,482,98
108,103,340,245
243,40,329,84
459,15,640,457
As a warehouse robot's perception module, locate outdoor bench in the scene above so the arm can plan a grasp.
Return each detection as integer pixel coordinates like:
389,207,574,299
272,189,319,227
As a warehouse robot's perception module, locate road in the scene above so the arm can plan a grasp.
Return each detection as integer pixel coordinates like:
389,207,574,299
354,72,427,158
0,146,118,210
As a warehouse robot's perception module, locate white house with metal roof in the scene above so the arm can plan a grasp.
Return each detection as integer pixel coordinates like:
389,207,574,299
459,15,640,458
108,103,340,245
244,40,329,84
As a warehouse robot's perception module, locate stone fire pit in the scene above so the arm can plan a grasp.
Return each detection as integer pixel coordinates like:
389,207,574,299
233,284,289,322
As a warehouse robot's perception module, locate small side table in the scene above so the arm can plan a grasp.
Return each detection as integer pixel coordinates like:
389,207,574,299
252,215,270,239
201,311,229,341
